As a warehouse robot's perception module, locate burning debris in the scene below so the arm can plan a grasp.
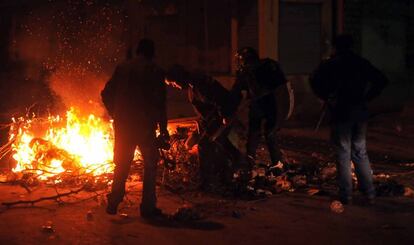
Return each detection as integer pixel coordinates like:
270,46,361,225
0,107,412,209
9,108,115,179
0,108,115,207
0,109,201,207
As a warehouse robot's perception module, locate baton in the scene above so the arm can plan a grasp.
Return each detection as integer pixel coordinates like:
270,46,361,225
314,102,328,132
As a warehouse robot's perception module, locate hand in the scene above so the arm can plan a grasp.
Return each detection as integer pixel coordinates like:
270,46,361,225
160,128,170,141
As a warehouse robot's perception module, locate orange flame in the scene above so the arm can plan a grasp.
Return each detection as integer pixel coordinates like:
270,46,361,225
10,108,115,179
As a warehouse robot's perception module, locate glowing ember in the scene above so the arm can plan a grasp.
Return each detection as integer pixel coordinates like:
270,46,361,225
10,108,115,179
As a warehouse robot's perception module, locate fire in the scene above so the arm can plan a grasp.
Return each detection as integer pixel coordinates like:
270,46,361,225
10,108,115,179
7,108,199,182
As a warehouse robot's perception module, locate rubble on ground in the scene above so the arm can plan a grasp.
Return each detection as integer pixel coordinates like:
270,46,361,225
330,201,344,213
222,158,414,200
375,179,405,197
41,221,55,233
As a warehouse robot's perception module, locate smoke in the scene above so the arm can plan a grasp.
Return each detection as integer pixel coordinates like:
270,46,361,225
11,0,127,116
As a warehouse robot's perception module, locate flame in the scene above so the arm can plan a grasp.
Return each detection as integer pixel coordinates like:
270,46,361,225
10,108,115,179
8,108,198,181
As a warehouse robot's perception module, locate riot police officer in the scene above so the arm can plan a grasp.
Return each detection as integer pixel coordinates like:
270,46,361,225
231,47,287,170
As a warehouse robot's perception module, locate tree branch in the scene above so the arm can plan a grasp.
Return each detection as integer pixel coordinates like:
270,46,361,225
1,185,85,207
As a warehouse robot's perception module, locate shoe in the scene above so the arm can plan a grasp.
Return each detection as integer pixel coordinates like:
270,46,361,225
140,206,164,219
106,194,120,215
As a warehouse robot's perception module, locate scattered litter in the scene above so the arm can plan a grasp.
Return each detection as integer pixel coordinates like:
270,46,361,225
119,213,128,219
86,210,93,221
307,188,320,196
275,176,291,192
330,200,344,214
291,175,307,188
41,221,55,233
404,187,414,197
375,173,390,179
268,161,285,176
229,160,342,198
376,180,405,197
320,163,336,180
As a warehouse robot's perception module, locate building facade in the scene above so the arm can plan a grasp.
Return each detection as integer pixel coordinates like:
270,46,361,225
0,0,412,119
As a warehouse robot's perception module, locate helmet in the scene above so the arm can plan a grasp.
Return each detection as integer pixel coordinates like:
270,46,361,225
235,47,259,70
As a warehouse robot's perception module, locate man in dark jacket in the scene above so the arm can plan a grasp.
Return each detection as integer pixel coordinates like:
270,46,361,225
310,34,388,204
165,65,242,188
101,39,169,217
231,47,287,169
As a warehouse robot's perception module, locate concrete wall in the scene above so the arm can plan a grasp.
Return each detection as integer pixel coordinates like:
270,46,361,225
343,0,412,117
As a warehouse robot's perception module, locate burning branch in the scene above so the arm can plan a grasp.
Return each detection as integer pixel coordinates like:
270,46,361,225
0,109,202,209
0,138,14,160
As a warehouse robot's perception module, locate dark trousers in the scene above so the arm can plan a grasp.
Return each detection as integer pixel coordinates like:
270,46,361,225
331,121,375,199
246,94,282,165
108,125,159,211
198,117,243,187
